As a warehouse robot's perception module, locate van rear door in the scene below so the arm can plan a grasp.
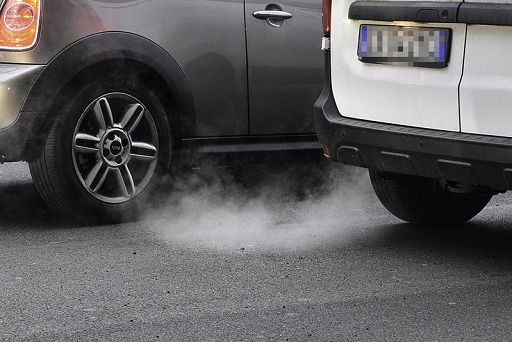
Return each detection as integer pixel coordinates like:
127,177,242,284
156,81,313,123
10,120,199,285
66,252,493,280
459,1,512,137
331,0,466,131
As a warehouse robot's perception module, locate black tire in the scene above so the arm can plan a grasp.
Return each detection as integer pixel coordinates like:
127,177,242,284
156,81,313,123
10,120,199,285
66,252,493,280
369,170,492,225
29,68,172,223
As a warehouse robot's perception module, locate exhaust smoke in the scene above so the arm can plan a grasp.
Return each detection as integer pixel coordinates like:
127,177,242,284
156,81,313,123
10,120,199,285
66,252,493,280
146,158,377,252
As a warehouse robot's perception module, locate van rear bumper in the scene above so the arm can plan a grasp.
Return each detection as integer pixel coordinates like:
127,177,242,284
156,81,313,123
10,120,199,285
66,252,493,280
314,52,512,191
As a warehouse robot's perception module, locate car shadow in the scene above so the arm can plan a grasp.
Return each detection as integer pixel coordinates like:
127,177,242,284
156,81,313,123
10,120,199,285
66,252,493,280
0,181,66,226
344,219,512,262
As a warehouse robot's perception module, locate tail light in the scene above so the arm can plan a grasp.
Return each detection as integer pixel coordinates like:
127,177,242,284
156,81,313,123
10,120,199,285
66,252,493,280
322,0,332,37
322,145,331,158
0,0,41,50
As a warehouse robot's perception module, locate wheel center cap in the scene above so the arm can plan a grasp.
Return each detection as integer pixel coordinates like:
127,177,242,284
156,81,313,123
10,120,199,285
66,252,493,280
110,140,123,155
101,129,131,167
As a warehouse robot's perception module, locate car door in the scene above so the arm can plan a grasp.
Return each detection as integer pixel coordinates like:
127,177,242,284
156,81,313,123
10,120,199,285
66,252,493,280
459,1,512,137
245,0,323,135
330,0,466,132
144,0,249,138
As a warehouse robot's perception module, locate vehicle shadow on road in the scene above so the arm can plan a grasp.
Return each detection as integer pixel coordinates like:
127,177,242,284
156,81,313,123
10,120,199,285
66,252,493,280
0,182,65,227
358,219,512,261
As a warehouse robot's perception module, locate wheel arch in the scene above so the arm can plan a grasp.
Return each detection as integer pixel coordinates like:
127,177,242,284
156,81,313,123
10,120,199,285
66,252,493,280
22,32,195,159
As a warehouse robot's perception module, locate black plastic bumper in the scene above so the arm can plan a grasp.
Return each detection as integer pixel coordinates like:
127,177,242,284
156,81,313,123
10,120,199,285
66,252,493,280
314,52,512,191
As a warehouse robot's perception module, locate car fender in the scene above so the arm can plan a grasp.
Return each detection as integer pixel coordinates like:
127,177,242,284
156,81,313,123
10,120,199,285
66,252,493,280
22,31,195,146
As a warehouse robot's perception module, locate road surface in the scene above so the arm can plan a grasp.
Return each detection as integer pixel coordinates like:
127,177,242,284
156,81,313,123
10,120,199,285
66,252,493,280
0,160,511,341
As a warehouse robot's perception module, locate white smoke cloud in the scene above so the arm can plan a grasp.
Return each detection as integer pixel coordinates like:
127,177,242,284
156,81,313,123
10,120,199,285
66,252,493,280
146,159,380,252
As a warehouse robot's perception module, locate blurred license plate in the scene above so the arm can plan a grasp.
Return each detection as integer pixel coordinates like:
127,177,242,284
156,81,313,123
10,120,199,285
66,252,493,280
357,25,451,68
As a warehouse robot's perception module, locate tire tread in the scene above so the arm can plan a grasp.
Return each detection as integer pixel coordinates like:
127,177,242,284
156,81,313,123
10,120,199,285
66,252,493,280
29,122,73,217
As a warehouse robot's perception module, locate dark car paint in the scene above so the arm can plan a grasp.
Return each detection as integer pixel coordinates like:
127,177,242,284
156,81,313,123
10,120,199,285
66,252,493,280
246,0,324,134
4,0,323,145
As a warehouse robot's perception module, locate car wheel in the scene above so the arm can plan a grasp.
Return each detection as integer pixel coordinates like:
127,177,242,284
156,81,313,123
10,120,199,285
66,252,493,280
369,170,492,225
29,78,171,223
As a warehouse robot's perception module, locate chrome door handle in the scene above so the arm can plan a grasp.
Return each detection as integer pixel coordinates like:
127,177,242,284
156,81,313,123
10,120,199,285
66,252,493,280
253,10,293,20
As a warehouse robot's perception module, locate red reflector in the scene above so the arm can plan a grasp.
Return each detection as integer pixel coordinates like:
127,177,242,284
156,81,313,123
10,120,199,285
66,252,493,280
322,0,332,37
322,145,331,158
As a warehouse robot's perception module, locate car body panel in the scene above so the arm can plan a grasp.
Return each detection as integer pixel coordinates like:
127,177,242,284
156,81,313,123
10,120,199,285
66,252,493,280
0,0,324,161
245,0,323,135
20,33,197,140
0,64,43,130
330,0,465,132
2,0,325,139
5,0,249,137
317,0,512,195
460,22,512,137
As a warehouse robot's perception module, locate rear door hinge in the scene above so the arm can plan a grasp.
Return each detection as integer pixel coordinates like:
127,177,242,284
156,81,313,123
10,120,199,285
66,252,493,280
321,37,331,51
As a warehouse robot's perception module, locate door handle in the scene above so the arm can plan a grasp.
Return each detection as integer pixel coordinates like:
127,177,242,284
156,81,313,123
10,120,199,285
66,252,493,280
253,10,293,20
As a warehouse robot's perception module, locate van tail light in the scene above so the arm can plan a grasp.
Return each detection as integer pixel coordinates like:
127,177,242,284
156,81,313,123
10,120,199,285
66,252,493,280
322,0,332,37
0,0,41,50
322,145,331,158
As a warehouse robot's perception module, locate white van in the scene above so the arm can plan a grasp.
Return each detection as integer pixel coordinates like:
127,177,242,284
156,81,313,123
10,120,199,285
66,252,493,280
316,0,511,224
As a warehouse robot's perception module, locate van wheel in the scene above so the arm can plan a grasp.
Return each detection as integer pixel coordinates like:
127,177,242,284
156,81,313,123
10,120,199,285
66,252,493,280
29,78,171,223
369,170,491,225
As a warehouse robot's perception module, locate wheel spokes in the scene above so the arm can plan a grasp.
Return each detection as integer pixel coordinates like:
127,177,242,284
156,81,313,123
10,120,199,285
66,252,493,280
94,97,115,130
120,103,145,134
85,162,110,193
73,93,159,204
130,141,157,161
74,133,100,154
117,165,135,197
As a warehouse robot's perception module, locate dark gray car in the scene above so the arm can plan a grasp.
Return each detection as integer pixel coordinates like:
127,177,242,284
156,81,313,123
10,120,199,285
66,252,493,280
0,0,323,221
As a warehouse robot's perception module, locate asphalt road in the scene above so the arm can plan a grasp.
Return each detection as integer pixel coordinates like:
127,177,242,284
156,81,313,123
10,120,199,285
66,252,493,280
1,160,512,341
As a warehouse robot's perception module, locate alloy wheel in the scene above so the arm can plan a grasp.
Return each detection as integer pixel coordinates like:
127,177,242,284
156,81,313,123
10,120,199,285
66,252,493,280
72,92,159,204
